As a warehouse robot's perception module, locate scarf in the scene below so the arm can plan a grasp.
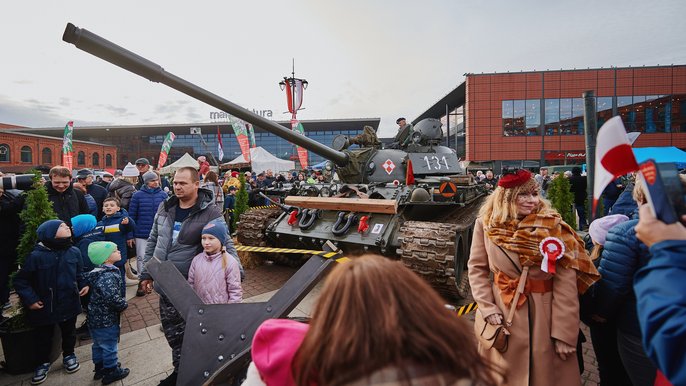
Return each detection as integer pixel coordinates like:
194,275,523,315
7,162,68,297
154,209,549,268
486,212,600,295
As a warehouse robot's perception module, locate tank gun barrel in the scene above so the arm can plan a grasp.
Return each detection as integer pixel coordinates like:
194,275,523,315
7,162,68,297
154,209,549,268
62,23,349,166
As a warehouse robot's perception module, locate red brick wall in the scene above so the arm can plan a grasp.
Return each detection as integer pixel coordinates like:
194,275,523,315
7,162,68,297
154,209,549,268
465,66,686,163
0,131,117,172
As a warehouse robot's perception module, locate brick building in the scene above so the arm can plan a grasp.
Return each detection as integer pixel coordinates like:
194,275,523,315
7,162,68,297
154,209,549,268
415,65,686,172
0,125,117,173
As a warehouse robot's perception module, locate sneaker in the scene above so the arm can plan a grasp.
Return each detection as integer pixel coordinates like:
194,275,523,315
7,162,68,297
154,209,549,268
31,363,50,385
157,371,177,386
94,362,121,380
101,365,130,385
63,353,80,373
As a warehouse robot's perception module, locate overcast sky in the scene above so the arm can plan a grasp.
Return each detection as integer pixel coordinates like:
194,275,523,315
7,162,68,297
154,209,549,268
1,0,685,137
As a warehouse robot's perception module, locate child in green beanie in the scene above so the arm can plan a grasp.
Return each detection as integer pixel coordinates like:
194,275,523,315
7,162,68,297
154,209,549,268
85,241,130,384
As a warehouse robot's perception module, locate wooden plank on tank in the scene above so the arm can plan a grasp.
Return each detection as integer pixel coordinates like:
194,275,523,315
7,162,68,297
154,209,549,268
284,197,398,214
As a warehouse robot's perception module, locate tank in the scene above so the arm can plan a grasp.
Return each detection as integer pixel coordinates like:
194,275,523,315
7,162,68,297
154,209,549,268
61,23,486,300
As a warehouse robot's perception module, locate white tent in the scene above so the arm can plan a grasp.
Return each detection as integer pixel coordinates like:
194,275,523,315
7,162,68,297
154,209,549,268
159,152,199,175
223,147,295,173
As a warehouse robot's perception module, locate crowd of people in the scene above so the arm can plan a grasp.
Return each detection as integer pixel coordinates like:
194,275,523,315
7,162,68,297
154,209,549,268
1,153,685,386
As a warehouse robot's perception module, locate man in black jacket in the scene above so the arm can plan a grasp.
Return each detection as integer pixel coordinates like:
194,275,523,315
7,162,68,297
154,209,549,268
0,172,23,309
76,169,108,220
569,166,588,230
46,166,89,225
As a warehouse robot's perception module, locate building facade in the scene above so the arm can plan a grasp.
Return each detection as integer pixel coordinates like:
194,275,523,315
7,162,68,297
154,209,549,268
0,129,118,173
416,65,686,172
12,118,378,170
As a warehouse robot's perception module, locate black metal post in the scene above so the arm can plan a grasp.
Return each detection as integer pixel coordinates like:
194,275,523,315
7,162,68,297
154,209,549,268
582,90,598,219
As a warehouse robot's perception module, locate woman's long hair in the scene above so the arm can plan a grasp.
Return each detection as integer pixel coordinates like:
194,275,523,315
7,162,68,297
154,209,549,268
204,170,219,184
478,181,555,227
293,255,499,386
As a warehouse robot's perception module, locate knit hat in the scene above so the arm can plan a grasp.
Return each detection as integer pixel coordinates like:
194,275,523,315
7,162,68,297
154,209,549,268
122,162,138,177
498,169,534,189
589,214,630,246
70,214,97,238
201,219,227,246
231,171,239,178
251,319,309,385
228,185,237,192
36,220,65,242
197,156,207,162
88,241,118,265
143,171,159,184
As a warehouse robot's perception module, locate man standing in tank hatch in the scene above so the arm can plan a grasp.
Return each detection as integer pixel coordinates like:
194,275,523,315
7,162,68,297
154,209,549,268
389,117,413,149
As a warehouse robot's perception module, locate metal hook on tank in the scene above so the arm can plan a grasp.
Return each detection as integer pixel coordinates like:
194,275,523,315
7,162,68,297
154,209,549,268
298,209,319,230
332,212,358,236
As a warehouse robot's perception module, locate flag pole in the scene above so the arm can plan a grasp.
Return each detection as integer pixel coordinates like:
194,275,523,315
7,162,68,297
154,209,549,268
583,90,598,219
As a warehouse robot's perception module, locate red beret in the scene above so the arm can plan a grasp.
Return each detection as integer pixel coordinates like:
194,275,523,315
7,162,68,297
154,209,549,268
498,169,533,189
231,171,239,178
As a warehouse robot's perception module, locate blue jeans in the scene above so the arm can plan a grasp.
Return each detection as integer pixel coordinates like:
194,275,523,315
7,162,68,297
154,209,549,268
575,204,587,229
91,325,120,368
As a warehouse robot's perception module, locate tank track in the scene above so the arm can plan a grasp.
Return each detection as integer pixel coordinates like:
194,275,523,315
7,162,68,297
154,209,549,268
236,207,305,267
398,221,471,301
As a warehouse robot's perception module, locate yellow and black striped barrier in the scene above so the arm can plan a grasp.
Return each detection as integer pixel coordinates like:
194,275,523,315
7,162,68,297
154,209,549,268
235,243,477,316
225,205,278,213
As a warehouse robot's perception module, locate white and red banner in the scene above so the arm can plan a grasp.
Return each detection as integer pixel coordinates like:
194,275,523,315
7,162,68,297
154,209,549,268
284,79,305,115
157,132,176,170
593,116,639,214
230,117,251,163
247,123,256,148
61,121,74,171
217,127,225,162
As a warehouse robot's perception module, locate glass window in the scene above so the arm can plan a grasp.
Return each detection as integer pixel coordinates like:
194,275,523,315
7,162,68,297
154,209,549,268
559,99,573,135
597,97,613,128
77,151,85,165
21,146,32,163
0,144,9,162
525,99,540,135
92,152,100,166
42,147,52,164
513,100,526,135
672,94,686,133
106,154,113,167
617,96,633,108
502,100,514,136
544,99,559,135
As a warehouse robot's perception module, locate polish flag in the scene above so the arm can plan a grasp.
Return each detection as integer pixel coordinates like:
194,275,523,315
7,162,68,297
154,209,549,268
593,116,639,215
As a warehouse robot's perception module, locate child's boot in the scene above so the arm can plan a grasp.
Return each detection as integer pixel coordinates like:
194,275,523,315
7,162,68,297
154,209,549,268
30,363,50,385
93,362,104,380
101,365,130,385
63,353,80,373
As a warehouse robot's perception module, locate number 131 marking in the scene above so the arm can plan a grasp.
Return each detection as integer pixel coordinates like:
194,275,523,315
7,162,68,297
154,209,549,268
423,156,450,170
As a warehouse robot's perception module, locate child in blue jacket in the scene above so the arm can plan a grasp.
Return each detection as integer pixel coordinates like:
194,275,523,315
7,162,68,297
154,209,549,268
84,241,130,384
71,214,105,340
98,197,135,297
14,220,90,385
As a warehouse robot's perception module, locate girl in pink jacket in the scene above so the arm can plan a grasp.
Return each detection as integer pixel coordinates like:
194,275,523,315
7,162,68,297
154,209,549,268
188,219,242,304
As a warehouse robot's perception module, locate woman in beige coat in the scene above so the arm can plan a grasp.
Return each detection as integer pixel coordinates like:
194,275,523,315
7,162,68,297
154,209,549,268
468,169,600,386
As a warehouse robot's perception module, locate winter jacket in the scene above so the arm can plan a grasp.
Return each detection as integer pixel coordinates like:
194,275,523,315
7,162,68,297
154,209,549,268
86,183,108,220
222,177,241,194
74,226,105,272
635,240,686,386
140,188,241,291
199,161,210,177
98,209,136,263
0,190,23,260
224,194,236,211
84,264,128,329
45,182,89,225
14,244,86,326
84,193,98,216
129,185,167,239
609,182,638,216
568,175,587,206
107,179,137,210
594,217,650,335
201,182,224,207
188,250,242,304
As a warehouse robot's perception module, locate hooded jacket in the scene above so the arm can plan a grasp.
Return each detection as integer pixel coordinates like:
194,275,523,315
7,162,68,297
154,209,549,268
140,188,240,292
84,264,128,329
14,226,86,326
188,250,241,304
86,183,108,220
45,182,89,225
107,178,137,210
129,185,168,239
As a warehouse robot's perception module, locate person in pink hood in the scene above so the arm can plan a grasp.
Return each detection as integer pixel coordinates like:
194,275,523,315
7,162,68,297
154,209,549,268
197,156,210,180
187,219,242,304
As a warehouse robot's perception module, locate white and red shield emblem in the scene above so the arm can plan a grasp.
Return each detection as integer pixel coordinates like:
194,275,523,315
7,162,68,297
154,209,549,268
382,159,396,175
539,237,565,274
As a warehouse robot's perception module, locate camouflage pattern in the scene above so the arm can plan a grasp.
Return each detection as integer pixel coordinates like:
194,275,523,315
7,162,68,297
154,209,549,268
159,294,185,371
349,125,380,148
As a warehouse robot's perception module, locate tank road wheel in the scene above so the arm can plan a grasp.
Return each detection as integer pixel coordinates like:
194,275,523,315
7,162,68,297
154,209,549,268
236,207,282,268
398,221,472,301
